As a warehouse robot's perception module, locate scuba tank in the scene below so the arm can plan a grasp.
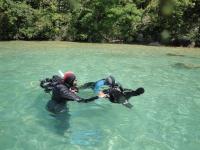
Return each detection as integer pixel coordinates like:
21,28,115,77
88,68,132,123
40,75,63,93
40,70,64,93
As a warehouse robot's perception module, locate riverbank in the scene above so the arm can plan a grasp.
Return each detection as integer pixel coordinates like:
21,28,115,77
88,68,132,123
0,41,200,50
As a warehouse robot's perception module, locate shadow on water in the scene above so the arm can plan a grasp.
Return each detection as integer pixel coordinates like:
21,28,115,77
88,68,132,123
172,62,200,69
35,94,103,146
34,94,71,137
48,108,71,136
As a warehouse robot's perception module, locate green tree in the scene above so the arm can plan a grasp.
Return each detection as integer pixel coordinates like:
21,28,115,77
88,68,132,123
0,0,199,46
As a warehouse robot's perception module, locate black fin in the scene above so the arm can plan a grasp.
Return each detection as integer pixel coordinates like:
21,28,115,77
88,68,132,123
122,102,133,109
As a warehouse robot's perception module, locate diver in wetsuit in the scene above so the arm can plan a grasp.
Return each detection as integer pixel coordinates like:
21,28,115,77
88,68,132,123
40,71,104,114
104,86,144,108
79,76,144,108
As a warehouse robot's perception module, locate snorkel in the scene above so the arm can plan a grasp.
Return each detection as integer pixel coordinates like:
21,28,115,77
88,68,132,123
58,70,64,78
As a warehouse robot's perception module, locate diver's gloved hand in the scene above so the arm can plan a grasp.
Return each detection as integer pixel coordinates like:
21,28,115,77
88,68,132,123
98,91,108,98
69,86,79,93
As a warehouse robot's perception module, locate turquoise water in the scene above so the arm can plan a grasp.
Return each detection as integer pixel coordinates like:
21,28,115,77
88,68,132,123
0,41,200,150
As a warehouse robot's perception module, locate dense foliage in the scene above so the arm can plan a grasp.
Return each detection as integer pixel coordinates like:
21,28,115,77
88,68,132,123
0,0,199,46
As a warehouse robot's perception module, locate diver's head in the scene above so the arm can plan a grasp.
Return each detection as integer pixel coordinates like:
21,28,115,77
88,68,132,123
63,71,77,87
105,76,115,87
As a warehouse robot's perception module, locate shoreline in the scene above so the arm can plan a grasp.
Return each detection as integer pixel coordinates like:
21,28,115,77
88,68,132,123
0,40,200,50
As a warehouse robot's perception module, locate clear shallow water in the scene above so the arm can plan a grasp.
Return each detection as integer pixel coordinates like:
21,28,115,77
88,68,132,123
0,41,200,150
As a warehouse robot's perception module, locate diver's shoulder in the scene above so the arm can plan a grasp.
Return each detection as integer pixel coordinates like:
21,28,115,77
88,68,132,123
55,83,68,89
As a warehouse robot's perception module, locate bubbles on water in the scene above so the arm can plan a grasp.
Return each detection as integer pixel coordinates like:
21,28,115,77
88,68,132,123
177,104,190,115
135,135,173,150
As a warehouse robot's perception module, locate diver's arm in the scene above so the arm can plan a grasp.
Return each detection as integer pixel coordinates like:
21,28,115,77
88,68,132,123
59,84,99,102
77,91,107,103
94,79,105,94
59,84,81,101
77,96,99,103
78,82,95,89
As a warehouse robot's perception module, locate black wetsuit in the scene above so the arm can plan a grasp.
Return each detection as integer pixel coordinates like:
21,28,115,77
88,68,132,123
103,87,144,108
105,87,143,103
47,82,98,114
40,75,100,133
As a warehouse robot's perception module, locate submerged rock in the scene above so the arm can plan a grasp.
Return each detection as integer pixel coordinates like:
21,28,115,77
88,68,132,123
166,53,185,57
173,63,200,69
167,53,198,59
